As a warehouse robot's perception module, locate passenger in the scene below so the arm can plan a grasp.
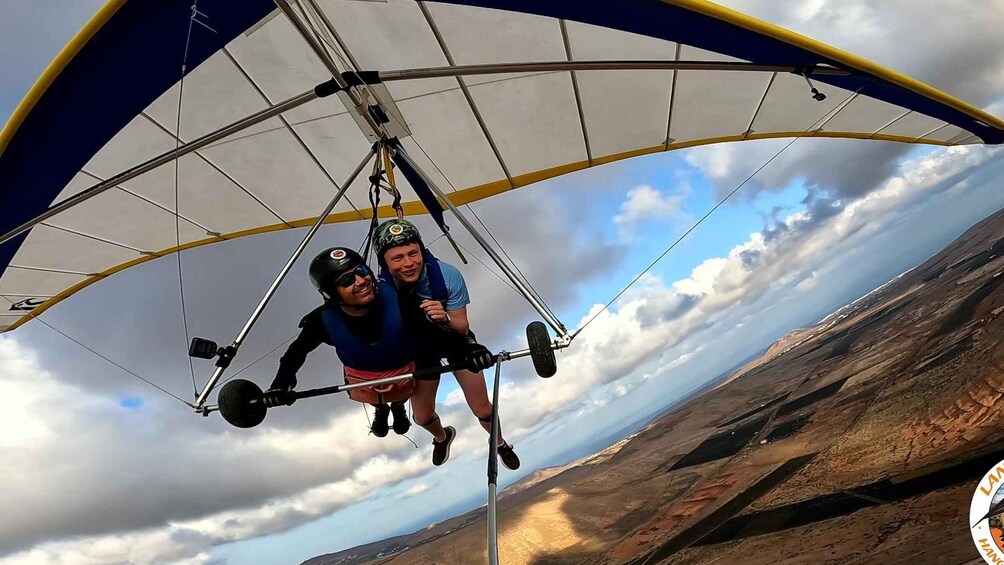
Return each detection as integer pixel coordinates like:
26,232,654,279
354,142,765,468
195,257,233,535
374,219,520,470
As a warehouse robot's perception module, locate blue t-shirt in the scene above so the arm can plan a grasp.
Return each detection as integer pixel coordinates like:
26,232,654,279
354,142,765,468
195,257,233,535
416,260,470,311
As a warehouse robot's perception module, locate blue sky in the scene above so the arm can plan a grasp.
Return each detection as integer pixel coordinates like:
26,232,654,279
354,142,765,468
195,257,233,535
2,2,1004,565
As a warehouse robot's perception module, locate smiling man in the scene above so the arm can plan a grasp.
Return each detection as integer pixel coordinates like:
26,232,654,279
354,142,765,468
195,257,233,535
374,219,521,471
268,246,495,466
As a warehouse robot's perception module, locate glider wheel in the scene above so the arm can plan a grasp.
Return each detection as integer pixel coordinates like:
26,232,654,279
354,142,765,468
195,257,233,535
218,379,267,428
526,321,557,378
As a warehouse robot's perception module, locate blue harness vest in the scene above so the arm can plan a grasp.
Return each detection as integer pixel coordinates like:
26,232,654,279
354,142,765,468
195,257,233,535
320,280,413,372
380,248,458,361
422,248,449,302
379,247,449,302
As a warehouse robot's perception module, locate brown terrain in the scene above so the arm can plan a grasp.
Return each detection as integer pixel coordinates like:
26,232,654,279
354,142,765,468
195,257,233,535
306,208,1004,565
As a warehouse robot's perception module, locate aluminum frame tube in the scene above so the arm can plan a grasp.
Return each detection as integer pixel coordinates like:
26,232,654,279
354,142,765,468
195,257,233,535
194,144,378,408
298,361,466,398
487,358,503,565
392,144,569,338
273,0,386,137
274,0,343,79
198,344,561,414
487,483,499,565
378,60,850,82
0,89,319,248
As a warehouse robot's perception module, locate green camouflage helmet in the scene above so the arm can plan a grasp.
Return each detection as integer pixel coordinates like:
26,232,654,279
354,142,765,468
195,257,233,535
374,219,423,259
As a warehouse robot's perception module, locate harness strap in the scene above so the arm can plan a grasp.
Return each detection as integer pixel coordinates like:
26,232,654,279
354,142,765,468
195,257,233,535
382,146,404,219
422,248,450,303
360,142,405,261
415,413,440,427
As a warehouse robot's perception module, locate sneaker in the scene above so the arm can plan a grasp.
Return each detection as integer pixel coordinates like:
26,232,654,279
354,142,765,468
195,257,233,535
432,426,456,466
497,442,520,470
370,404,389,438
391,403,411,435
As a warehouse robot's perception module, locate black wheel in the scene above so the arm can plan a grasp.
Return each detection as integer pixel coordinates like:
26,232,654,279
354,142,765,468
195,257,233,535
526,321,556,378
218,379,267,428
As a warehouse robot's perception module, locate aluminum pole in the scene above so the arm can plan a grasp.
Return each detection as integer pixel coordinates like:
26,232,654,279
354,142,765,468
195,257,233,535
194,144,378,407
378,61,849,82
487,358,503,565
393,144,569,338
200,362,459,414
273,0,386,137
487,483,499,565
0,89,319,247
198,341,568,414
274,0,343,79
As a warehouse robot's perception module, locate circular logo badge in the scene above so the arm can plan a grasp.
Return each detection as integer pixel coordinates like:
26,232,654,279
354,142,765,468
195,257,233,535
389,224,405,236
330,249,347,261
971,459,1004,563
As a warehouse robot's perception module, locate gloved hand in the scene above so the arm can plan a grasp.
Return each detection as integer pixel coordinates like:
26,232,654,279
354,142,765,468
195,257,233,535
262,387,297,407
463,342,495,373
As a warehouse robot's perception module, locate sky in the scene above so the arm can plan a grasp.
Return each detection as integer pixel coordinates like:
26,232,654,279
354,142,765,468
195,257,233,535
2,1,1004,564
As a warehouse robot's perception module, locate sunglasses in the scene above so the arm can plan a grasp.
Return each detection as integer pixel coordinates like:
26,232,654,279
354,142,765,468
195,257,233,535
335,265,371,288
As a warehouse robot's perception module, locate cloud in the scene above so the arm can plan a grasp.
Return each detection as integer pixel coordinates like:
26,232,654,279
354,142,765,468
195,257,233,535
480,145,1004,455
681,0,1004,203
685,137,911,201
5,144,1001,565
720,0,1004,106
0,333,439,561
402,482,432,497
4,2,1004,563
613,184,690,238
0,143,630,563
988,98,1004,120
0,334,443,561
423,180,628,347
0,383,432,564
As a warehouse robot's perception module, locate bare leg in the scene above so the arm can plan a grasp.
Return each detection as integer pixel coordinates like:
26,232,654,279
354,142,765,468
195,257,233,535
454,368,507,445
411,377,446,441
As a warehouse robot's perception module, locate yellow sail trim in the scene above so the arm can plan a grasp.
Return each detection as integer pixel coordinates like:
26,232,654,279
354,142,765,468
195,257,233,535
661,0,1004,132
6,130,953,331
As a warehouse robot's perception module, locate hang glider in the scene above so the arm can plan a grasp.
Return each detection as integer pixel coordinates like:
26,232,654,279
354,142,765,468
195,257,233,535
4,2,1002,563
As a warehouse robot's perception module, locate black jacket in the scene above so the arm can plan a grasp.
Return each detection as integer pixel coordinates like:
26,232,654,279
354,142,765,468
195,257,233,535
270,287,474,390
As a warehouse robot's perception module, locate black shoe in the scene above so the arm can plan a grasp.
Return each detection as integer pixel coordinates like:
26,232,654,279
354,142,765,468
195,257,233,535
497,442,520,470
432,426,456,466
371,404,389,437
391,403,411,435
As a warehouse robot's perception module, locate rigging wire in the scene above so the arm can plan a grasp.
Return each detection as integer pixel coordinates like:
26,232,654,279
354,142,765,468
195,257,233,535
291,0,542,306
297,0,350,69
410,138,558,316
571,89,861,340
358,142,392,266
173,1,205,396
361,404,420,448
217,333,298,387
293,0,394,144
465,204,559,320
295,0,385,115
2,297,193,407
431,237,521,297
290,0,554,323
571,136,799,339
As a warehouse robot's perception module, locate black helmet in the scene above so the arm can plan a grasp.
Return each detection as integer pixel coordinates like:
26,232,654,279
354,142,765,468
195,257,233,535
309,247,372,301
